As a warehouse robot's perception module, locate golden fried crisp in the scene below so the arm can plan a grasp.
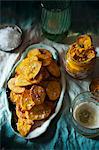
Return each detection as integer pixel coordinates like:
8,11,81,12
39,49,52,59
16,104,29,119
38,49,52,66
41,67,50,80
86,47,96,60
15,58,29,75
30,72,43,84
27,48,41,58
28,103,51,120
20,90,35,111
77,34,92,49
46,81,61,101
69,43,81,57
15,75,33,86
30,85,46,105
28,55,38,61
24,60,42,79
17,118,34,136
47,60,60,77
15,71,43,87
8,78,25,93
15,58,42,80
42,57,52,67
10,91,22,103
69,43,96,62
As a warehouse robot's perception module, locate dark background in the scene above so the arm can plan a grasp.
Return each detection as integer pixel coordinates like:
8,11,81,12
0,1,99,34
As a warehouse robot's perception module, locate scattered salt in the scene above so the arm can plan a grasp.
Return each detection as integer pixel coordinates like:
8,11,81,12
0,26,21,51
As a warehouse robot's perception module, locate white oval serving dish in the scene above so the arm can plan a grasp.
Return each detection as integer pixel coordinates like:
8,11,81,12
6,43,66,139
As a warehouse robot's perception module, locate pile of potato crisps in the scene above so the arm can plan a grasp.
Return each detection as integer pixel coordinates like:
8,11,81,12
8,48,61,136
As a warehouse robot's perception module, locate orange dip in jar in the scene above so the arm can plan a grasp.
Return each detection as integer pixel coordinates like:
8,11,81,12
65,34,96,79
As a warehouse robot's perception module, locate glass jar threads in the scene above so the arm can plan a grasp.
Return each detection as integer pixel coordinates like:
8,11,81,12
65,34,96,79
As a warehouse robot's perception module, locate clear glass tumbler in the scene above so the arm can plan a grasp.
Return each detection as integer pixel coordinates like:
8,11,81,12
70,91,99,138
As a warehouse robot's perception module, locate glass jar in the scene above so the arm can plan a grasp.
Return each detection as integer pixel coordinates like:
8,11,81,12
70,91,99,138
65,49,96,79
41,0,71,42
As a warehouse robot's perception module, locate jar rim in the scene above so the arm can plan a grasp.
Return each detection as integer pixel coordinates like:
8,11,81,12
72,91,99,106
